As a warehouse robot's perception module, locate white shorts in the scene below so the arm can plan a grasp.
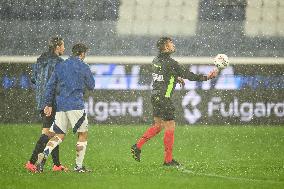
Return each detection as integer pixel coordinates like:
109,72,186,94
50,110,88,134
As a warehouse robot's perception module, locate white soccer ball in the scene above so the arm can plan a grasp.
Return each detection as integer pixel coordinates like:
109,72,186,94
213,54,229,69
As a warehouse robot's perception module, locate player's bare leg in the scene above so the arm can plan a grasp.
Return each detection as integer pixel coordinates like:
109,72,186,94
41,132,68,172
74,131,91,173
43,128,63,170
26,127,62,172
36,134,64,172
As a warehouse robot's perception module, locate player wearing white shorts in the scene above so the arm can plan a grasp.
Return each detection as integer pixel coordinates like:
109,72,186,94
35,43,95,173
51,110,88,134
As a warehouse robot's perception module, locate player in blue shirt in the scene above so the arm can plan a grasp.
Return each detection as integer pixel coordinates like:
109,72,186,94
36,43,95,173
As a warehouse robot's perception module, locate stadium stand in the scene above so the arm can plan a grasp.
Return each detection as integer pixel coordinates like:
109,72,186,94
0,0,283,57
0,0,119,21
117,0,199,36
245,0,284,37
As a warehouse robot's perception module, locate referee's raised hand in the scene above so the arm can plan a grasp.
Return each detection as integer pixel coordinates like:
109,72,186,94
177,77,185,88
207,68,219,80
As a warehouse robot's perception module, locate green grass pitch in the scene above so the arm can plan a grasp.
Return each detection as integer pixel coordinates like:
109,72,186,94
0,124,283,189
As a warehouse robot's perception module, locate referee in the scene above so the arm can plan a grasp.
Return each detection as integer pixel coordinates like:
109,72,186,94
131,37,219,166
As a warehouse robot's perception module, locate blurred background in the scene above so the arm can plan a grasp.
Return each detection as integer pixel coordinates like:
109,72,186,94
0,0,283,125
0,0,284,56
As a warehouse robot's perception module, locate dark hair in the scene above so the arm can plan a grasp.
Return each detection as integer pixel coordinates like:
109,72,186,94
156,37,172,52
72,43,89,56
48,36,64,51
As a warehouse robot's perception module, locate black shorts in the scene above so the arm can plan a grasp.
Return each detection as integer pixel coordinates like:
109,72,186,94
39,107,56,128
151,94,175,121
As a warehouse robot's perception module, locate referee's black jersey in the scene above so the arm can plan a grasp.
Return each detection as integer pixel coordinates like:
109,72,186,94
151,52,207,98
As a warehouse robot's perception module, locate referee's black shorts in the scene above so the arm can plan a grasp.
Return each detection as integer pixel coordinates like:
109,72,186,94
151,94,175,121
39,106,56,128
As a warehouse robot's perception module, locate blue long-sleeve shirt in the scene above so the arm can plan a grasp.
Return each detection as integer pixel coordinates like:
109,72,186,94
44,56,95,111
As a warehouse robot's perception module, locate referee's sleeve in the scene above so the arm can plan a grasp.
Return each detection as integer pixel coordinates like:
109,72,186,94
175,62,207,81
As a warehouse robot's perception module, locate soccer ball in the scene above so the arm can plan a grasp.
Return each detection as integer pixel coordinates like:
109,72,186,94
213,54,229,69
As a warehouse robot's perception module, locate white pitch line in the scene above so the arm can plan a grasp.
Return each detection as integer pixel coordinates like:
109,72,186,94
179,167,283,184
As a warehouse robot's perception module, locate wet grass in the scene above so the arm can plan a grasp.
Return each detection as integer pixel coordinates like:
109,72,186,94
0,124,283,189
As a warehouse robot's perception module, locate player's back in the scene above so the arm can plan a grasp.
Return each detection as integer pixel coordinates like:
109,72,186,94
54,56,95,111
33,51,63,110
